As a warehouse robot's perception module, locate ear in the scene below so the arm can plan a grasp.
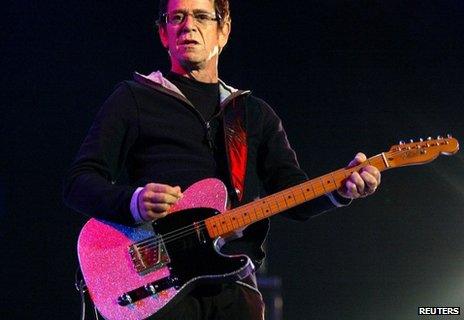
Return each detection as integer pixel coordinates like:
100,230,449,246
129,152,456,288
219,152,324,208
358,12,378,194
158,25,169,49
218,20,231,52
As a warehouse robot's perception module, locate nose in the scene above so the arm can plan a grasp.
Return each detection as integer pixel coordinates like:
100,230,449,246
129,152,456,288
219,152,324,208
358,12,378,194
182,13,197,30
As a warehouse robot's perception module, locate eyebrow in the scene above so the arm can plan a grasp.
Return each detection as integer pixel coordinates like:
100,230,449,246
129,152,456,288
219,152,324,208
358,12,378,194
169,9,214,14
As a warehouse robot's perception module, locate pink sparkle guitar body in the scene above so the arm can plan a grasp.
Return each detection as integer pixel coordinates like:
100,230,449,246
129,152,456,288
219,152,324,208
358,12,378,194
78,178,254,320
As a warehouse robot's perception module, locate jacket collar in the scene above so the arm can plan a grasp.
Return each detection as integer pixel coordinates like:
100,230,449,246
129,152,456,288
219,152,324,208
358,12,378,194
133,70,242,104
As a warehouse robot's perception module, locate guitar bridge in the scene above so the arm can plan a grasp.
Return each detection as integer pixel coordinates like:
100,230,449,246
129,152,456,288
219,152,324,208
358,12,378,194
129,236,170,275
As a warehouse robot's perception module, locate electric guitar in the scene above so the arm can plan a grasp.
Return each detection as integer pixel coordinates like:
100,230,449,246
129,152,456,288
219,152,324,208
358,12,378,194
77,136,459,320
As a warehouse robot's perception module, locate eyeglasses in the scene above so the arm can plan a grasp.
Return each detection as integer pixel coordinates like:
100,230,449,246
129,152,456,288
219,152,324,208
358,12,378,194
161,11,222,26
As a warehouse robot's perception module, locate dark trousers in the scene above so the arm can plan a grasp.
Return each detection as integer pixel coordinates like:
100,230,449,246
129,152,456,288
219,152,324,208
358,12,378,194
149,275,265,320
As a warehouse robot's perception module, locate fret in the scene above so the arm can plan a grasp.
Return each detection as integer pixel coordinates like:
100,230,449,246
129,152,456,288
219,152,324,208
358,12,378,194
253,206,263,219
311,179,325,197
299,186,308,201
320,174,337,192
221,217,230,231
293,188,306,203
230,215,239,229
277,194,288,210
262,204,272,216
224,216,233,231
248,210,255,222
297,187,307,201
242,210,251,224
237,211,245,226
283,192,296,207
214,218,223,235
209,219,219,237
302,182,316,200
215,221,226,236
249,207,259,221
332,171,347,189
329,173,340,189
220,218,229,234
278,198,286,210
340,168,349,179
269,201,279,215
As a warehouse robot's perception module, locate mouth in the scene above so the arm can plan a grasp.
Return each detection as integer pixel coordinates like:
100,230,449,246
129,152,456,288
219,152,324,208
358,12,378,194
178,39,199,46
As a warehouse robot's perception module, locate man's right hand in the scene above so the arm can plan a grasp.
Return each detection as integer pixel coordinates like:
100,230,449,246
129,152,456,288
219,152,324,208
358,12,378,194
138,183,183,221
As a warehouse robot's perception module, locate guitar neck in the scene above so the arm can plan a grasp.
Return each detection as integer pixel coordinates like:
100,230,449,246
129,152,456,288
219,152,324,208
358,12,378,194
205,153,389,238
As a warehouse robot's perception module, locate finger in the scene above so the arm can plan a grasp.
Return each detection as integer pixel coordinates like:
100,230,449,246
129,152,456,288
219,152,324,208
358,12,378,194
147,183,182,197
145,202,171,213
143,184,182,199
144,209,169,221
138,203,169,221
144,192,180,205
345,180,361,198
348,152,367,167
144,183,168,191
360,171,378,194
362,166,381,185
350,171,366,193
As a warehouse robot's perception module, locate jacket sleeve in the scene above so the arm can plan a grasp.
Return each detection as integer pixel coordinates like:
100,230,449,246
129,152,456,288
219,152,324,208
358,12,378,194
256,99,348,221
63,82,139,225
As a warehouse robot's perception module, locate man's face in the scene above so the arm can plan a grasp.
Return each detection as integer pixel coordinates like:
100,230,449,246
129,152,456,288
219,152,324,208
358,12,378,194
159,0,230,72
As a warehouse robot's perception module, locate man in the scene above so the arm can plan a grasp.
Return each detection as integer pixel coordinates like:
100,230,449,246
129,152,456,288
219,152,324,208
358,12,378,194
64,0,381,319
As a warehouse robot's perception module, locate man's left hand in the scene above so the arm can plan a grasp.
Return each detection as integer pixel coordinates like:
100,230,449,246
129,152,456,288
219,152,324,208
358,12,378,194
337,152,381,199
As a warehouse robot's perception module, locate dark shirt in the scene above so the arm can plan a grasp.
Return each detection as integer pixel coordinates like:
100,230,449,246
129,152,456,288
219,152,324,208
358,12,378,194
166,72,219,121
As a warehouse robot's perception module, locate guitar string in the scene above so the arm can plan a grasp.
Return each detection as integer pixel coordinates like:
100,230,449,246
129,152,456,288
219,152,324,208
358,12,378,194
138,223,206,250
133,143,449,252
134,222,201,247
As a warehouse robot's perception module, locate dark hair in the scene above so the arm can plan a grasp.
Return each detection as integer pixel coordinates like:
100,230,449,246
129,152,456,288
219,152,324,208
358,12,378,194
157,0,230,27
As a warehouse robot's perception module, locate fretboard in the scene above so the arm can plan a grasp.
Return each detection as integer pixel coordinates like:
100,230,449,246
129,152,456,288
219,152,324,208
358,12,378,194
205,153,388,238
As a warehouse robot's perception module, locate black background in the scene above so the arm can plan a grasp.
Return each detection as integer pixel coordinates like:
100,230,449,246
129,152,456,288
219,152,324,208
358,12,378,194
2,1,464,319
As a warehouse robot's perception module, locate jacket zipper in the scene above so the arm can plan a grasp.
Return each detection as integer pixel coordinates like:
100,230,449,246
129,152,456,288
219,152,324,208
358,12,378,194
179,90,250,151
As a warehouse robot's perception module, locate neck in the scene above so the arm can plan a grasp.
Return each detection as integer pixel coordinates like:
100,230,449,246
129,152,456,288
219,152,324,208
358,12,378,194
171,61,219,83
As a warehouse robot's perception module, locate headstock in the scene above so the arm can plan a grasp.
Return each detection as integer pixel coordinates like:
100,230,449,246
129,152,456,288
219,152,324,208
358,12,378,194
385,135,459,168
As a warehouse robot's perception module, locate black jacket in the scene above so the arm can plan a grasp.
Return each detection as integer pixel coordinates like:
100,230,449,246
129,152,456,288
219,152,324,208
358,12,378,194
63,72,341,265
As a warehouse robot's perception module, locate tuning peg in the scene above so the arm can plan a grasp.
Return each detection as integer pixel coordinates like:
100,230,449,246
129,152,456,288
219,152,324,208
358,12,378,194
399,140,405,145
419,138,424,142
447,134,453,138
427,137,432,141
409,139,414,143
437,135,443,140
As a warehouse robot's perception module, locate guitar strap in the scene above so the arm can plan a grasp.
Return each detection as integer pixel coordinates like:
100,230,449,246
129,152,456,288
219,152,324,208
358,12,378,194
222,95,268,268
222,94,249,204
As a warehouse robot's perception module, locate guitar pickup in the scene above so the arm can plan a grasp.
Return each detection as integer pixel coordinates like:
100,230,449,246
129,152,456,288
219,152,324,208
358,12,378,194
117,275,180,306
